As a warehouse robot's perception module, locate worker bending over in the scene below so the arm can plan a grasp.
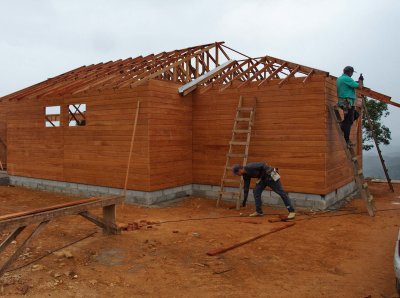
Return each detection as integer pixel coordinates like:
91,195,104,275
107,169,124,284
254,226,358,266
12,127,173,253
232,162,295,219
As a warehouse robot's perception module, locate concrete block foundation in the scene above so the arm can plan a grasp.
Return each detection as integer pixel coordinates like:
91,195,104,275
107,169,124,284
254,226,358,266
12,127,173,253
9,175,357,210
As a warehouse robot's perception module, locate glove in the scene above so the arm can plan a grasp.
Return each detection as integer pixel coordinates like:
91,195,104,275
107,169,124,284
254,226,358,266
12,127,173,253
358,73,364,82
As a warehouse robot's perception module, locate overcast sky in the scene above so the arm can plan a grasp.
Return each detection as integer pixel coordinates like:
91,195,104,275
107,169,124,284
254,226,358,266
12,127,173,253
1,0,399,147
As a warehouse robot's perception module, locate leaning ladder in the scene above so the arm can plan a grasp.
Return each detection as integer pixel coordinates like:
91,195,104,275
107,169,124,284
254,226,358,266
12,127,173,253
217,96,257,210
328,105,375,216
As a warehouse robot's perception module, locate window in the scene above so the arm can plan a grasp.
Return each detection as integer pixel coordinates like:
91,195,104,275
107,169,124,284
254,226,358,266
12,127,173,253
45,106,61,127
68,104,86,126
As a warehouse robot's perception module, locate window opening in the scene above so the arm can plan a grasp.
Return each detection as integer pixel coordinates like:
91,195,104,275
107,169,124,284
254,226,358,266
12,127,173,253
68,104,86,126
45,106,61,127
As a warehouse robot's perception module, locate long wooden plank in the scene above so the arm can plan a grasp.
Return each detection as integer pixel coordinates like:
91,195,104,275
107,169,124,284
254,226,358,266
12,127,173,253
0,196,124,231
206,223,296,256
0,198,99,221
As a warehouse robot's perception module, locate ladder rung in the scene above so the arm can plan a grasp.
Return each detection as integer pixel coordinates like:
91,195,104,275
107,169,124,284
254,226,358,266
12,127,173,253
236,118,251,121
357,169,363,175
237,107,253,111
227,153,247,158
230,141,248,145
234,129,250,133
223,179,241,183
219,191,240,196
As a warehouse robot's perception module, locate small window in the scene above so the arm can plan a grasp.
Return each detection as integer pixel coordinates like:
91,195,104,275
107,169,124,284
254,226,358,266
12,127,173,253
45,106,61,127
68,104,86,126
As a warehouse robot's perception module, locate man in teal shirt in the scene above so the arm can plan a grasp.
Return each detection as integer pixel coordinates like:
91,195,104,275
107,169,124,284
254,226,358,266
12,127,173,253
336,66,363,144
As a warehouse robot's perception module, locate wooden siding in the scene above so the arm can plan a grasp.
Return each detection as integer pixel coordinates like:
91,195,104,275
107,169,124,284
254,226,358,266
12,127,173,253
4,75,358,196
192,75,329,194
325,77,358,193
6,87,150,191
147,80,193,190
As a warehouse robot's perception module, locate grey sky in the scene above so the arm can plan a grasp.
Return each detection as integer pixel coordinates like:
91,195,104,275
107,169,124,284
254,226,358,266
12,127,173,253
1,0,399,144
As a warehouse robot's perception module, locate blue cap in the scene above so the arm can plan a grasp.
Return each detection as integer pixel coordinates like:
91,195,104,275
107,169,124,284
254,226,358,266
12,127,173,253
232,164,241,175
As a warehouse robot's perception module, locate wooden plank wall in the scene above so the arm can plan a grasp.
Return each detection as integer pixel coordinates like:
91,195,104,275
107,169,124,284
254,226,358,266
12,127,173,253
7,98,64,180
147,80,193,191
325,77,359,193
6,86,150,191
0,100,7,168
4,75,359,196
193,75,330,195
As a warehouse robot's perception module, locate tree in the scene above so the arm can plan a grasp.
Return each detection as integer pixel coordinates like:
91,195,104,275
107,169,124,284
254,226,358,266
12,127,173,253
362,97,391,151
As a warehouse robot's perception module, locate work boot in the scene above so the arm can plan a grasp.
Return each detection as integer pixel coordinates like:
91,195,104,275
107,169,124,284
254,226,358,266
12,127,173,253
249,211,264,217
287,212,296,220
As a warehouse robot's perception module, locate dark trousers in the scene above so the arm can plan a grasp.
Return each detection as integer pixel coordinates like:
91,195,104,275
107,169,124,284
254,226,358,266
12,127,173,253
252,177,295,214
340,106,356,143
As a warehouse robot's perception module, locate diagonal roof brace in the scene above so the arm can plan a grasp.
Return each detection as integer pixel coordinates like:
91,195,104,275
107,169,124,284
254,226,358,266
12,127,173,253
178,60,236,96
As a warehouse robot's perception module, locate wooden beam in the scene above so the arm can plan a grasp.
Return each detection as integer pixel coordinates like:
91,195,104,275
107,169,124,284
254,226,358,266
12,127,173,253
178,60,236,96
206,222,295,256
102,204,117,235
302,69,314,85
237,61,275,88
0,221,49,277
127,43,222,89
0,196,124,231
219,59,265,92
357,88,400,108
0,198,98,221
264,55,328,76
0,226,25,254
79,211,120,235
257,62,287,87
278,65,300,87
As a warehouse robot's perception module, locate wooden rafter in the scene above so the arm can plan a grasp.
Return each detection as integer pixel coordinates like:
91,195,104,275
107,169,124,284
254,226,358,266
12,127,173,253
278,65,300,87
2,41,394,108
257,62,287,87
302,69,314,85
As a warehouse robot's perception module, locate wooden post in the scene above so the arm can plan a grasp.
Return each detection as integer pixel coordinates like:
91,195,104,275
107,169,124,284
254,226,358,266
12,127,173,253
102,205,117,235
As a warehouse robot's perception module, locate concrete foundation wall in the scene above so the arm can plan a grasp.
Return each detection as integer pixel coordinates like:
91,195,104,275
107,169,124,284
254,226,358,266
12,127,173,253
193,181,357,210
9,175,357,210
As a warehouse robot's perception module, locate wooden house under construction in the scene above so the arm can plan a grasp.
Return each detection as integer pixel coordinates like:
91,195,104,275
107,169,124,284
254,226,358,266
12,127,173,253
0,42,397,209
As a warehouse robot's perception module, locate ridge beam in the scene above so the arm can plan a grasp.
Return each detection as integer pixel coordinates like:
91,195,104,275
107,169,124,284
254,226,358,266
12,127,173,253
178,60,236,96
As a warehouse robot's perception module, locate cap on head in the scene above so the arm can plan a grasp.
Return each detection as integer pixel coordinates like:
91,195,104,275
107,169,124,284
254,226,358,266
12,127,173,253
232,164,242,175
343,66,356,74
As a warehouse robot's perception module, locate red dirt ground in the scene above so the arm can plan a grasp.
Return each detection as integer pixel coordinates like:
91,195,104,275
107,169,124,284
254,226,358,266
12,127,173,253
0,182,400,297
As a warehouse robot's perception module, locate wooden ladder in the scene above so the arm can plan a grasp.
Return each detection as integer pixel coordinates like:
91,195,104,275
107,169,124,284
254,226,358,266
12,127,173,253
217,96,257,210
328,105,375,216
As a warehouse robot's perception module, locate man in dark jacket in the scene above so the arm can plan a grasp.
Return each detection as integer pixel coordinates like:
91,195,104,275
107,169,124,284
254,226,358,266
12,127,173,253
232,162,295,218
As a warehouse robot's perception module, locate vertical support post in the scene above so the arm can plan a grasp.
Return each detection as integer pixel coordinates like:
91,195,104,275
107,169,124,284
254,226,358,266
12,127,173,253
173,67,177,82
215,44,219,66
195,56,199,79
102,204,116,235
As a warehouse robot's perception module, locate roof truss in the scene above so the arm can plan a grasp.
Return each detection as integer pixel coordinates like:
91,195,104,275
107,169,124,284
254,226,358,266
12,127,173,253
1,42,397,109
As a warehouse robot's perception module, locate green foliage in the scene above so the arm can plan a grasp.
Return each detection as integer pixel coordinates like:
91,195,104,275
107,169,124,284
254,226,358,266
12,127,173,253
362,97,391,151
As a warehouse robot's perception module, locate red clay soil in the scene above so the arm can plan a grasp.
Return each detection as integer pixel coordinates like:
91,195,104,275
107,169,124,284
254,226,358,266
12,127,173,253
0,182,399,297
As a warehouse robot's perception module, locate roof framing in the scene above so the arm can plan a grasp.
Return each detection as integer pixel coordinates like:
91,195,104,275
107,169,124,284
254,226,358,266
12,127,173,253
1,41,398,108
